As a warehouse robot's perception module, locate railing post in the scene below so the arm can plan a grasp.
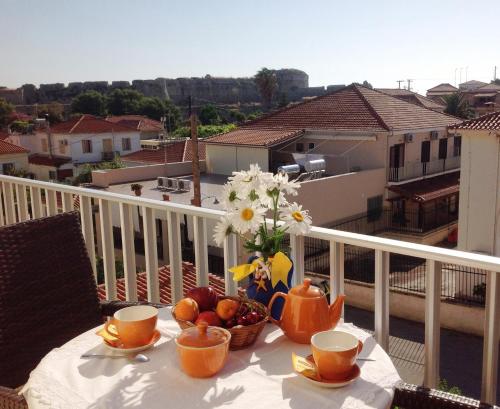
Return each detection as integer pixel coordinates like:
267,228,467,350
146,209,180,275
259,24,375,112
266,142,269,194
3,182,15,225
119,203,137,302
424,259,442,388
98,199,116,300
167,211,183,303
481,270,499,404
80,195,97,279
375,250,390,351
329,241,345,317
290,234,305,286
143,207,159,303
160,219,169,265
193,215,209,287
224,234,238,296
15,184,29,222
30,186,43,219
46,189,57,216
62,192,74,212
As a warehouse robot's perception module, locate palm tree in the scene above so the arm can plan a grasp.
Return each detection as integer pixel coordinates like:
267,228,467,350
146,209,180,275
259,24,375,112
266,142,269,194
444,93,474,119
254,68,278,110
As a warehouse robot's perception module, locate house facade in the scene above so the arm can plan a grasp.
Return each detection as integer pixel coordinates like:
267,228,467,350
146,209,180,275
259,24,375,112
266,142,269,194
206,84,461,244
9,115,141,181
0,139,29,174
106,115,164,140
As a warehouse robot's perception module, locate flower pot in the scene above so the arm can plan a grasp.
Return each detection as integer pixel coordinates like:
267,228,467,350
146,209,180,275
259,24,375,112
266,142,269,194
245,254,294,321
134,189,142,196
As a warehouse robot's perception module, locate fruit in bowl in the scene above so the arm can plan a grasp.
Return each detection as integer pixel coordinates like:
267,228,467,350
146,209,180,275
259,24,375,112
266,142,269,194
216,298,240,321
174,297,199,322
195,311,223,327
186,286,219,312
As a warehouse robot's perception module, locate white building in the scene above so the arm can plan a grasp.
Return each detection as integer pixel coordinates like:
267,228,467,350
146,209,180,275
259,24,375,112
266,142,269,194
0,139,29,174
9,115,141,182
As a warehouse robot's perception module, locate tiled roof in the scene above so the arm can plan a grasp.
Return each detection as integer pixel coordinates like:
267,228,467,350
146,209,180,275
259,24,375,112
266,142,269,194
51,114,136,134
454,111,500,130
206,84,459,147
427,83,458,93
389,171,460,203
206,128,304,147
106,115,163,133
0,130,10,140
0,139,29,155
376,88,445,111
472,83,500,93
96,262,234,304
121,140,206,164
28,154,71,167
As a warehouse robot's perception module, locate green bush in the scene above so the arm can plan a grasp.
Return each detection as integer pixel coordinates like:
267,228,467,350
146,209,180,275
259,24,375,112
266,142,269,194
170,124,236,139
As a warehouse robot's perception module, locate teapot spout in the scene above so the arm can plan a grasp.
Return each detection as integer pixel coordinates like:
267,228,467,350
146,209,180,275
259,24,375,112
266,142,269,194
329,294,346,328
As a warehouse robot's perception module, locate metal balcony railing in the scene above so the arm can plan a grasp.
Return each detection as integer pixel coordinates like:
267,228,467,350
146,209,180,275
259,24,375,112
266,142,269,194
389,156,461,182
0,174,498,404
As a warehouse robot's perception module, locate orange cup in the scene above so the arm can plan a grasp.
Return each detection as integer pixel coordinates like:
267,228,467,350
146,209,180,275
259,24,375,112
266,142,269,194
105,305,158,348
311,330,363,380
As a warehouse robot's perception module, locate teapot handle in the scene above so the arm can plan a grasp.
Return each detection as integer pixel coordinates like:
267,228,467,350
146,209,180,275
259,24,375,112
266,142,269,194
268,292,287,326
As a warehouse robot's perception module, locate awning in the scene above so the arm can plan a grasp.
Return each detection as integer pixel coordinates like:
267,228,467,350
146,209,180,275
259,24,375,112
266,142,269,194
388,171,460,203
474,93,497,98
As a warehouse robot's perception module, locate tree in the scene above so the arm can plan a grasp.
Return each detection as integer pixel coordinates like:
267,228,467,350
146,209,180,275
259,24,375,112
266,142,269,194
163,100,182,132
0,98,14,126
254,68,278,110
198,104,221,125
362,80,373,89
107,89,143,115
491,79,500,86
71,91,107,116
229,109,246,123
37,102,65,123
139,97,165,121
444,93,473,119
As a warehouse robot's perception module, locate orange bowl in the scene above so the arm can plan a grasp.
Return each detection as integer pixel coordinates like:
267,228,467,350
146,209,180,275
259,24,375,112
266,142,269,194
175,325,231,378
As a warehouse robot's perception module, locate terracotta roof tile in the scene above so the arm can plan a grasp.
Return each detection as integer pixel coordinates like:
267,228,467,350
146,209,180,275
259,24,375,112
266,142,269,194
388,172,460,202
0,130,10,141
106,115,163,133
51,114,136,134
122,140,186,164
455,111,500,130
183,140,206,161
28,154,71,166
96,262,234,304
206,128,304,147
427,83,458,93
0,139,29,155
376,88,445,110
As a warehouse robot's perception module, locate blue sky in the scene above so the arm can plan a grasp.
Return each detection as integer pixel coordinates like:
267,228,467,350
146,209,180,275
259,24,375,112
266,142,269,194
1,0,499,95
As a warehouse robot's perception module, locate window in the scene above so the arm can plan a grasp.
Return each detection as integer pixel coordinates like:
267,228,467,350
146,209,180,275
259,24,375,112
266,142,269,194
438,138,448,160
1,163,14,175
454,136,462,157
59,139,67,154
41,138,48,152
122,137,131,151
367,195,383,222
421,141,430,163
308,142,315,150
82,140,92,153
296,143,304,152
48,170,57,180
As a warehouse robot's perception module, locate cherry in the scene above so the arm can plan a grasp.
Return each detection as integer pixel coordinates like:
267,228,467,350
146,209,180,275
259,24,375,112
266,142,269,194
237,316,248,326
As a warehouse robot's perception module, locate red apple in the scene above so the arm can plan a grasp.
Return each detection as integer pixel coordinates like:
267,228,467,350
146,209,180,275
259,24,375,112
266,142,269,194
186,286,219,312
195,311,222,327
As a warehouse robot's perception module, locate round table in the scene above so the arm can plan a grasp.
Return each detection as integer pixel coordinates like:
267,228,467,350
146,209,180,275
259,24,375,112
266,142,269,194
21,307,401,409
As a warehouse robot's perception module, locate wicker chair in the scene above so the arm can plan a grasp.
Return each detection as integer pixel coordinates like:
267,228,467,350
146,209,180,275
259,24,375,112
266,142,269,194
0,212,167,409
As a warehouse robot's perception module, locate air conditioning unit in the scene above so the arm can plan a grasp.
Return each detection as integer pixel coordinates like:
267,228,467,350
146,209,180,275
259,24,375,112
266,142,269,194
177,179,191,191
404,133,414,143
166,178,178,190
430,131,439,140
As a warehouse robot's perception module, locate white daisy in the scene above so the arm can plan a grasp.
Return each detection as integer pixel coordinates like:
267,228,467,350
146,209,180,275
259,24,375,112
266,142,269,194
228,201,266,234
280,202,312,235
220,182,241,210
269,172,300,197
213,216,234,246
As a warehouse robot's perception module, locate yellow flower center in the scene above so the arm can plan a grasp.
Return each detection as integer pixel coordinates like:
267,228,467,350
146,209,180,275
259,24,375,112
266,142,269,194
292,211,304,222
241,208,254,221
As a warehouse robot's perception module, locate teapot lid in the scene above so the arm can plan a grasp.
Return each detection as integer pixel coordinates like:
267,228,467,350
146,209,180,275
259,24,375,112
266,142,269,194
177,322,228,348
289,278,324,298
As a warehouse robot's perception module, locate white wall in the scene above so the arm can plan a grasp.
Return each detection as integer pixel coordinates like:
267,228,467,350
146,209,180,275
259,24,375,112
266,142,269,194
206,145,269,175
0,153,29,173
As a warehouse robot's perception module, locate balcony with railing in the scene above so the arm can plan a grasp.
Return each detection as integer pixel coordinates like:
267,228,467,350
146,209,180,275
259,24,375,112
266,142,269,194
389,156,461,183
0,173,498,404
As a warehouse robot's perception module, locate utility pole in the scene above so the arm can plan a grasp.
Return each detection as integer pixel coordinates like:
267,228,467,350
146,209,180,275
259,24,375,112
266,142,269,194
406,79,413,91
397,80,404,89
46,114,53,159
495,66,497,81
189,96,202,207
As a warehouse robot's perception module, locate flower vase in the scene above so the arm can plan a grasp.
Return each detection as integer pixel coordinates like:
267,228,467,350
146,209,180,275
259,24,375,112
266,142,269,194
245,254,294,321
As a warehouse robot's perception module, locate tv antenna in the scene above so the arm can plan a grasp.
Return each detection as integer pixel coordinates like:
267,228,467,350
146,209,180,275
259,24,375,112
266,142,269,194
396,80,405,89
406,79,414,91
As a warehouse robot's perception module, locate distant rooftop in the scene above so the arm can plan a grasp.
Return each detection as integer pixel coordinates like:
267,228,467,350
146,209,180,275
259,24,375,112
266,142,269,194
427,83,458,93
455,111,500,131
106,115,163,133
50,114,136,134
0,139,29,155
121,139,206,164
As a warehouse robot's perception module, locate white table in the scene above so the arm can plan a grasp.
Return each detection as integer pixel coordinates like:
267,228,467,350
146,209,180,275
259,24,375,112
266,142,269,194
21,307,401,409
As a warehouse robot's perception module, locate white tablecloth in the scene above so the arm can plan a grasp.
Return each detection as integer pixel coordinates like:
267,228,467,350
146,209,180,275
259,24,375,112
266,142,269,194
21,307,401,409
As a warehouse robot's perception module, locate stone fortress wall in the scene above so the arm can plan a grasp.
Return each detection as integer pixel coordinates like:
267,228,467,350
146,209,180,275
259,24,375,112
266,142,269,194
8,68,343,106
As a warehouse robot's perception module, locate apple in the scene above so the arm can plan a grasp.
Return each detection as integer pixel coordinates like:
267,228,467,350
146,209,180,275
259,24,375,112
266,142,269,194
216,299,240,321
195,311,222,327
186,286,219,312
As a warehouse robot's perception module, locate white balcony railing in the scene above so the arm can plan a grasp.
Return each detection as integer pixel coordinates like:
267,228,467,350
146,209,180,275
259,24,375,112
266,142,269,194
0,174,498,404
389,156,461,182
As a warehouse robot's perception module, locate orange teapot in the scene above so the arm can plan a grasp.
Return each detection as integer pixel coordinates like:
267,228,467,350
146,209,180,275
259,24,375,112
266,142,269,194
268,278,345,344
